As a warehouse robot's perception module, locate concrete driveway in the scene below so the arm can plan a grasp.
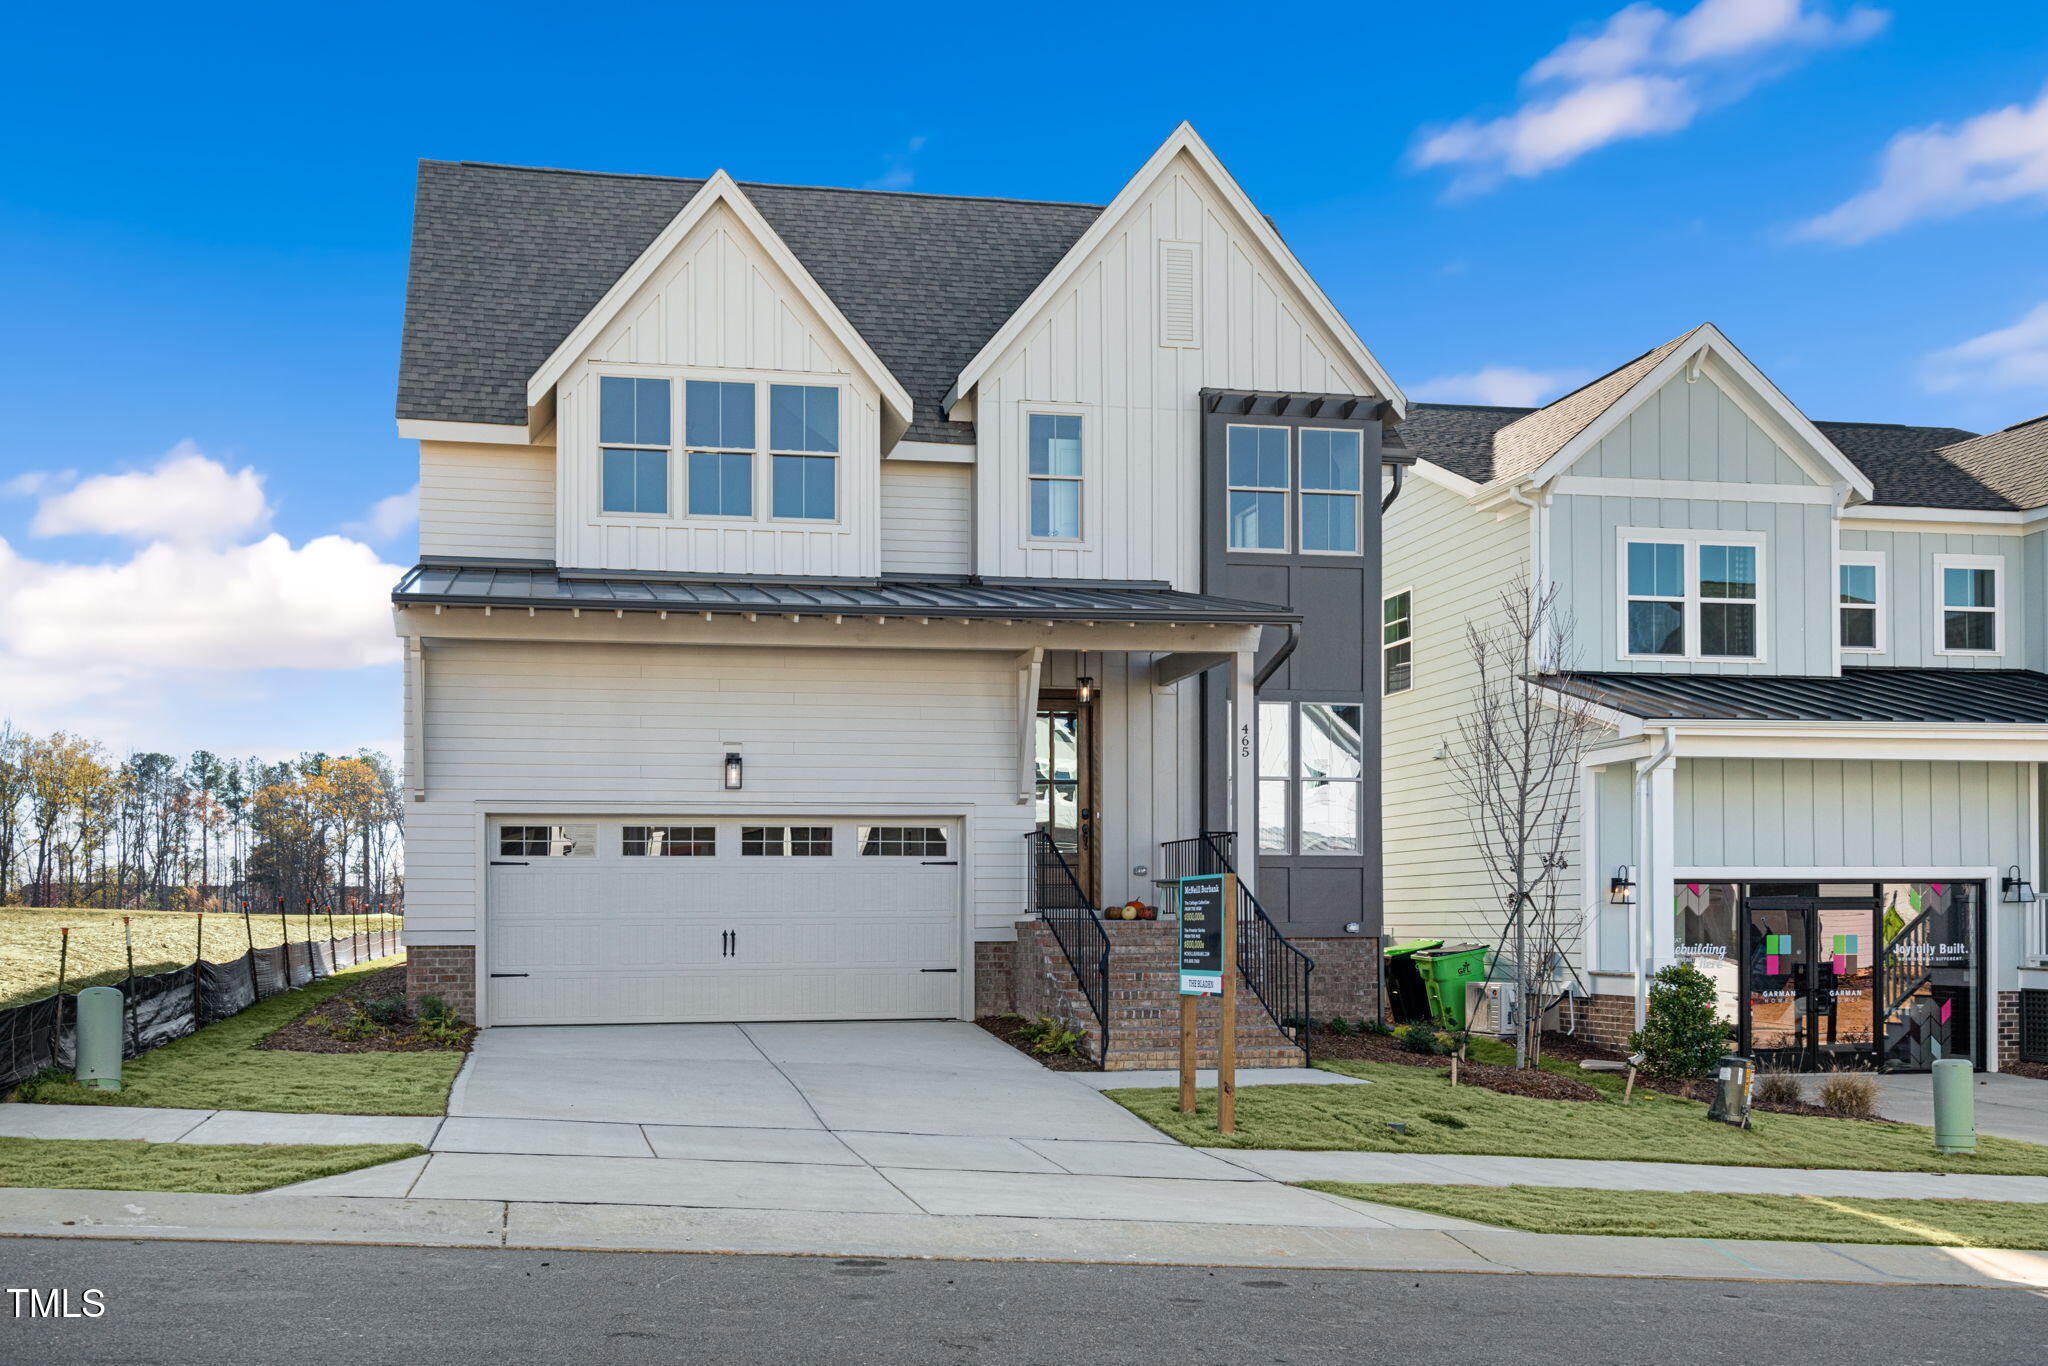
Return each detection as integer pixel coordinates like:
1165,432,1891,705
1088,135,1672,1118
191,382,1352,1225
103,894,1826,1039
280,1020,1451,1231
1857,1071,2048,1145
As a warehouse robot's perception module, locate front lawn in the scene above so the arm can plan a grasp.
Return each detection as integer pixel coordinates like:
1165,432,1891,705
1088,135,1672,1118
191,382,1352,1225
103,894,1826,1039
1106,1061,2048,1175
1305,1181,2048,1250
1,906,403,1010
0,1136,424,1194
14,958,464,1116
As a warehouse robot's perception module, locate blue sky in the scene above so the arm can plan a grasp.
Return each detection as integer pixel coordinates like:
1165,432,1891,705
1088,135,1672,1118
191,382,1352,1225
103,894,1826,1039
3,0,2046,759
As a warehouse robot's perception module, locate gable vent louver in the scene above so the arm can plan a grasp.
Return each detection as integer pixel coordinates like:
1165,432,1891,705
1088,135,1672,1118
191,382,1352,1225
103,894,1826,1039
1159,241,1199,347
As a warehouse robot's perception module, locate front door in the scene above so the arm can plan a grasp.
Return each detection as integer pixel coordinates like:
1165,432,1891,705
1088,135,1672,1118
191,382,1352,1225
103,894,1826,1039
1034,698,1097,903
1740,885,1880,1071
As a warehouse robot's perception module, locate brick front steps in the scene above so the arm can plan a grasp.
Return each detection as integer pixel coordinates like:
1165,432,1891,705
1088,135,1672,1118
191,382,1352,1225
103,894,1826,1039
1013,919,1306,1071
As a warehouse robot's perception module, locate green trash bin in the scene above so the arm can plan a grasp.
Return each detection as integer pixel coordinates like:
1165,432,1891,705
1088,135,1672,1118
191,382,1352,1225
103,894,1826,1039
1415,944,1489,1028
1382,940,1443,1023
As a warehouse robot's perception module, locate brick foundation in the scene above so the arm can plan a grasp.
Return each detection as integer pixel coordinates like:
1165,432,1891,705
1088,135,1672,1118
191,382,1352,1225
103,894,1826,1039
1575,992,1639,1052
1295,935,1380,1022
1996,990,2020,1069
405,945,477,1024
974,940,1015,1016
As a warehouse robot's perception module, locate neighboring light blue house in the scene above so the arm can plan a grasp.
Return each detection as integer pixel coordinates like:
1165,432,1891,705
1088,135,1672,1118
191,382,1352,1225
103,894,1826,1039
1385,322,2048,1072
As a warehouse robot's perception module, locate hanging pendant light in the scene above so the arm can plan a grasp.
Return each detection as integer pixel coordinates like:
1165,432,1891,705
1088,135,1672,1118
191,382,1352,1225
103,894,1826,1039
1075,650,1095,705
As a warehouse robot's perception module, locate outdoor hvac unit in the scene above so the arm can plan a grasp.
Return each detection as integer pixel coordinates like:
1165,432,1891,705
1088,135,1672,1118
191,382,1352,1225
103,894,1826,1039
1466,981,1518,1037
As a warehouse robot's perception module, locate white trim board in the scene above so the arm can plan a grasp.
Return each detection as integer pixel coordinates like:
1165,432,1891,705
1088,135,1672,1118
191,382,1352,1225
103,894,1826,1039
1553,476,1834,505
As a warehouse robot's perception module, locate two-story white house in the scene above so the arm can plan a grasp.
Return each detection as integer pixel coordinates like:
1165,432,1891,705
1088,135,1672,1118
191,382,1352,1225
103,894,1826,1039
1385,323,2048,1072
390,126,1410,1057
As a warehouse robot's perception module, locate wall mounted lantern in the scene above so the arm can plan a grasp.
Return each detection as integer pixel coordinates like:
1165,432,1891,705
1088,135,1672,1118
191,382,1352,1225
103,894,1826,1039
1608,865,1638,907
724,753,744,790
2003,866,2035,904
1075,651,1095,705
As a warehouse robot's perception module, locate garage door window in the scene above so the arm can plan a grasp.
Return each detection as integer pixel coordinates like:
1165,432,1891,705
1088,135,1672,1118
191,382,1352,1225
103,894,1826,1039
623,825,716,857
742,826,833,856
499,824,594,857
858,826,948,857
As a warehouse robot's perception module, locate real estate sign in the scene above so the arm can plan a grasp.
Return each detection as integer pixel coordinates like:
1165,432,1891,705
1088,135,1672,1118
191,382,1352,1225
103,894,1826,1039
1178,874,1224,995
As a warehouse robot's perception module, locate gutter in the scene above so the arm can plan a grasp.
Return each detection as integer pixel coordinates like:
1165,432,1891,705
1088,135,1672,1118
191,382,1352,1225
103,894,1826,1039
1632,724,1678,1028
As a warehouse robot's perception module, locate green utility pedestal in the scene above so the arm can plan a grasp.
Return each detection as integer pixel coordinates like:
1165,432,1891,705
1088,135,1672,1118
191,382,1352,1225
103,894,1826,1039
1932,1056,1975,1155
74,986,124,1091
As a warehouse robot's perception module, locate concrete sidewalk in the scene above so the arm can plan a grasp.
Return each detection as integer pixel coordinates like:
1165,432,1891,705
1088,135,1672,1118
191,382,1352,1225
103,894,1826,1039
2,1186,2045,1289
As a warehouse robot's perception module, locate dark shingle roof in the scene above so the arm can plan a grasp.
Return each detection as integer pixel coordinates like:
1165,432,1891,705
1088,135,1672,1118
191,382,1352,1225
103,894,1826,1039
1397,404,1529,483
392,561,1300,624
1812,421,2005,510
398,161,1103,443
1536,668,2048,724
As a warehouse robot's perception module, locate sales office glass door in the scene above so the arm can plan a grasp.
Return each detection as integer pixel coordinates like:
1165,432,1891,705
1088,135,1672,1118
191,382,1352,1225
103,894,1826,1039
1741,886,1879,1072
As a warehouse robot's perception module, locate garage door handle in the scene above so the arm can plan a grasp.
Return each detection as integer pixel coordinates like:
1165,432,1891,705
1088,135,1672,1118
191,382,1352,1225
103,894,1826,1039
920,968,958,973
490,973,529,978
490,861,530,866
921,861,958,866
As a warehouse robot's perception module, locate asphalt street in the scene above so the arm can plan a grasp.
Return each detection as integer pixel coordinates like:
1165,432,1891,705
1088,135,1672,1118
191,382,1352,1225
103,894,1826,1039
3,1236,2042,1365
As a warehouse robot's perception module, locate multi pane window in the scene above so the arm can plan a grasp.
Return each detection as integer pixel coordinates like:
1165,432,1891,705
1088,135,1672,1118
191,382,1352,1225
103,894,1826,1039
1838,558,1882,652
741,826,833,856
1027,414,1083,539
1227,426,1289,551
600,377,671,514
1623,536,1761,660
1940,559,2000,653
1299,430,1362,553
622,825,715,857
498,824,593,857
685,380,757,517
769,384,839,520
858,826,949,857
1256,702,1363,855
1382,591,1412,694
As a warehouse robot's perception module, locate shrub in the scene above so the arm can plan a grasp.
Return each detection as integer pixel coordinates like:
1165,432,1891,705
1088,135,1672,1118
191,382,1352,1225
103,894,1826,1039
1323,1017,1355,1036
329,1004,380,1042
362,996,409,1028
417,995,457,1027
1013,1014,1086,1059
1754,1072,1804,1107
1627,964,1731,1080
1396,1023,1452,1056
1817,1073,1879,1119
1359,1019,1394,1037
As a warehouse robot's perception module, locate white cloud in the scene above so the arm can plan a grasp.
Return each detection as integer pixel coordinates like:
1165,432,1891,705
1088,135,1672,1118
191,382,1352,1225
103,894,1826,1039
1795,82,2048,245
864,135,928,191
28,442,270,543
1920,300,2048,395
1413,1,1886,192
343,485,419,543
1410,366,1593,408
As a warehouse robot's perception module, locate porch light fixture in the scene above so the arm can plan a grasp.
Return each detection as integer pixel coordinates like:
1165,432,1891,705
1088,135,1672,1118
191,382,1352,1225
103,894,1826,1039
723,753,744,790
1075,651,1095,705
1608,866,1638,907
2003,866,2035,904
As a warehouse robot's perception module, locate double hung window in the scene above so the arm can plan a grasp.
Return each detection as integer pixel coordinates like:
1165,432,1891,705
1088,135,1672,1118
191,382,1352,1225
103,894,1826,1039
600,377,671,514
1226,425,1364,554
1937,556,2001,654
1621,533,1762,661
1227,426,1289,551
1027,414,1083,539
769,384,839,520
1298,429,1362,553
1256,702,1363,855
1837,555,1883,653
685,380,758,517
1382,591,1413,694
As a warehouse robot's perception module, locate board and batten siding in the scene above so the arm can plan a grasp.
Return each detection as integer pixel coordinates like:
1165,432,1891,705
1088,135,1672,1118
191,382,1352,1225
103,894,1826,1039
970,152,1375,590
1676,758,2032,870
1574,370,1813,485
418,441,556,560
1379,476,1564,950
878,461,972,576
1837,527,2028,669
552,202,884,579
402,640,1032,951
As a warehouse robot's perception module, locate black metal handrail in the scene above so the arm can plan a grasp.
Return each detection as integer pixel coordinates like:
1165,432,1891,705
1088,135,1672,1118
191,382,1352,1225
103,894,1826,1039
1160,830,1313,1061
1024,830,1110,1059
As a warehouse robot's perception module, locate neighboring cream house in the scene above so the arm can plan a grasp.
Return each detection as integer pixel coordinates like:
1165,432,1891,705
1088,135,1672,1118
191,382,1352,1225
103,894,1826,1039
1384,322,2048,1071
391,126,1410,1050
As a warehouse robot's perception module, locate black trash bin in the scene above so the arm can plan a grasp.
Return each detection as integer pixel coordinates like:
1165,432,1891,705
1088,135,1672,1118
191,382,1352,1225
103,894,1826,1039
1382,939,1443,1024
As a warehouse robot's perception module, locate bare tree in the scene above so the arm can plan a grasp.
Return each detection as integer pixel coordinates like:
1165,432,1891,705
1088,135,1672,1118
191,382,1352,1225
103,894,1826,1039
1446,577,1604,1069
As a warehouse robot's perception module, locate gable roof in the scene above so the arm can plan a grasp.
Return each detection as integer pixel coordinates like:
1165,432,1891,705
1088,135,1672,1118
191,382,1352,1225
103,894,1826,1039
1488,328,1703,482
399,161,1102,443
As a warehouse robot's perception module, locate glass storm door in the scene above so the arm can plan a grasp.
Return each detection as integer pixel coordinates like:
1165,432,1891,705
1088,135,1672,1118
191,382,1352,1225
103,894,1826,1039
1740,886,1880,1070
1033,704,1095,901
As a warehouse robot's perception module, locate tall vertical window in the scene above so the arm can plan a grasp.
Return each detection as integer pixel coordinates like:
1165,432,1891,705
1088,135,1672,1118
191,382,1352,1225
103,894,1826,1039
1382,590,1412,694
1028,414,1083,539
1837,555,1883,653
685,380,756,517
1227,426,1289,550
769,384,839,520
1937,556,2001,654
1621,534,1764,661
599,376,671,514
1299,429,1362,553
1257,702,1363,855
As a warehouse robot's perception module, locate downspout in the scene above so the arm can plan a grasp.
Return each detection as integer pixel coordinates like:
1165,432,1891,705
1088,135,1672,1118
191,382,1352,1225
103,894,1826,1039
1501,481,1549,606
1253,624,1298,689
1632,724,1678,1027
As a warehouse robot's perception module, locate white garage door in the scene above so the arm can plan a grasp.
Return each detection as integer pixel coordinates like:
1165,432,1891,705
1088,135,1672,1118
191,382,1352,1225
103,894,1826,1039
484,819,962,1026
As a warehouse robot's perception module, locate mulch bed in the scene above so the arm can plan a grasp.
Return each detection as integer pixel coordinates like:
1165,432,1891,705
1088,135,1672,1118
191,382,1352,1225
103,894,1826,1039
1532,1029,1881,1120
2004,1059,2048,1082
1304,1026,1605,1102
256,965,476,1054
976,1015,1098,1071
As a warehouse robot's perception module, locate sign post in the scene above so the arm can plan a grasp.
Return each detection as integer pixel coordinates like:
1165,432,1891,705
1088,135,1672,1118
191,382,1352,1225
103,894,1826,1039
1175,872,1238,1133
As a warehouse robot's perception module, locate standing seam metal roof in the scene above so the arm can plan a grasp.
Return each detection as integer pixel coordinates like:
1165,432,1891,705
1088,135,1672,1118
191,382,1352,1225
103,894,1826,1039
1534,668,2048,724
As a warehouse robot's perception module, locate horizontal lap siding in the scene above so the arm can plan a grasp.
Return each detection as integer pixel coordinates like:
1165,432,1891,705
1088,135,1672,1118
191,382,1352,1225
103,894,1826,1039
419,441,556,560
878,462,972,576
403,640,1030,947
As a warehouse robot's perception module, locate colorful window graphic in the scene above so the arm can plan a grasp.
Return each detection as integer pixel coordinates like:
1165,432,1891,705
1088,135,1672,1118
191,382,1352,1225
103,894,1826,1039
1764,933,1790,975
1830,933,1860,976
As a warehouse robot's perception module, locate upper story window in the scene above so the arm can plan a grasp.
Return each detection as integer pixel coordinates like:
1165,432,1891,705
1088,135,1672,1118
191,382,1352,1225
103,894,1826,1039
1838,554,1884,654
1256,701,1363,855
600,377,671,515
1227,426,1364,554
1299,430,1362,553
1382,590,1413,694
1028,414,1083,540
1228,426,1289,550
1621,532,1762,661
1936,555,2001,655
684,380,756,518
769,384,839,520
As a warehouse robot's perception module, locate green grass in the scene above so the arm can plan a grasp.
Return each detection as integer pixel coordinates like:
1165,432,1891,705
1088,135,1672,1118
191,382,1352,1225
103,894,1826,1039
1461,1036,1630,1097
0,906,403,1009
1304,1182,2048,1250
0,1136,424,1194
14,958,463,1116
1105,1060,2048,1175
